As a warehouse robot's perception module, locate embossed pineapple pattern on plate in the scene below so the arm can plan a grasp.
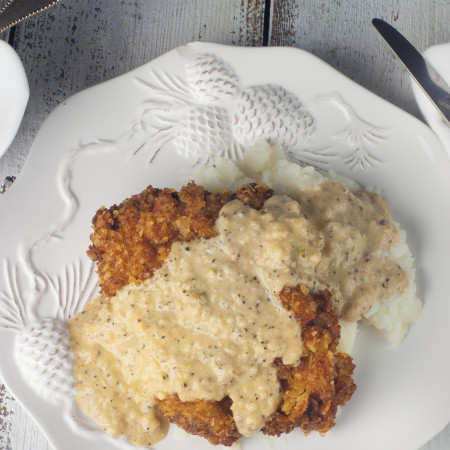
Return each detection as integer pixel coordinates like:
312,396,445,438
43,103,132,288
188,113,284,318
0,259,97,399
135,53,387,169
0,258,98,430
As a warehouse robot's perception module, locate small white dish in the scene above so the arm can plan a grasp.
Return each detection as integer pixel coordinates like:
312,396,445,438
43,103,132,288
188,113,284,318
0,43,449,450
411,42,450,154
0,40,29,159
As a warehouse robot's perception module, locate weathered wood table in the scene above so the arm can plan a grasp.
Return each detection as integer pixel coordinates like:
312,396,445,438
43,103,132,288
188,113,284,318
0,1,448,448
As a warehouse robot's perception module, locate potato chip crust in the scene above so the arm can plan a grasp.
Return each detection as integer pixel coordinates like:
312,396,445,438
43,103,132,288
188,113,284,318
262,285,355,437
87,182,355,446
88,182,272,297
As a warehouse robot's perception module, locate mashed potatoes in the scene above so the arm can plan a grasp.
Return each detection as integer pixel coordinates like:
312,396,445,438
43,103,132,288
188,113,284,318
194,141,422,351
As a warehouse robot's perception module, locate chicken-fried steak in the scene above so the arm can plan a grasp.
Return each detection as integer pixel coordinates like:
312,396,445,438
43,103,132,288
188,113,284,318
86,182,355,446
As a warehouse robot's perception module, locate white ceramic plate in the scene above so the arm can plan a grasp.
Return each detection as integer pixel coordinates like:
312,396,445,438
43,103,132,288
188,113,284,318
0,43,449,450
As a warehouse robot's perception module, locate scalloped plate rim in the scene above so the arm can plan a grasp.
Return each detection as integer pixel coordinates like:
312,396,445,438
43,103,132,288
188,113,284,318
0,42,449,450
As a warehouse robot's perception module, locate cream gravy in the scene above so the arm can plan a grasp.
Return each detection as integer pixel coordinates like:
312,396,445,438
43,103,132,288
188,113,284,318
70,182,408,445
70,195,316,444
293,182,408,321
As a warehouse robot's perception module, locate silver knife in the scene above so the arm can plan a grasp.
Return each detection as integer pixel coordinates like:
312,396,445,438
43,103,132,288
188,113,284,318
372,18,450,125
0,0,64,34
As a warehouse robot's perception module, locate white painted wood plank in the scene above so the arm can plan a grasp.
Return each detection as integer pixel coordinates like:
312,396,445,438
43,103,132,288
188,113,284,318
423,425,450,450
1,384,52,450
270,0,448,118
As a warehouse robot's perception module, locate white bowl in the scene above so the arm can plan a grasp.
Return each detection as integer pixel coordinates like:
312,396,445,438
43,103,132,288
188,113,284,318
0,40,29,158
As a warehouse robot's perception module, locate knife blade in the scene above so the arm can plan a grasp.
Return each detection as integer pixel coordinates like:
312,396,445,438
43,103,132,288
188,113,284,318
372,18,450,124
0,0,64,34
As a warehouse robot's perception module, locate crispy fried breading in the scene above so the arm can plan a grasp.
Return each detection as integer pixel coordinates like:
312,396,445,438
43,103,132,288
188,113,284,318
262,285,355,437
88,183,233,297
88,182,273,297
156,396,241,446
87,182,355,446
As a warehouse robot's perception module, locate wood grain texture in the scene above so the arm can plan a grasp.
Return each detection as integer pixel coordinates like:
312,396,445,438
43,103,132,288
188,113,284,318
270,0,448,118
0,0,449,448
1,385,51,450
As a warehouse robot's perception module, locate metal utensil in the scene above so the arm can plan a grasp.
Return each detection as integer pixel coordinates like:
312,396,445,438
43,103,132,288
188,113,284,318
372,18,450,125
0,0,64,34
